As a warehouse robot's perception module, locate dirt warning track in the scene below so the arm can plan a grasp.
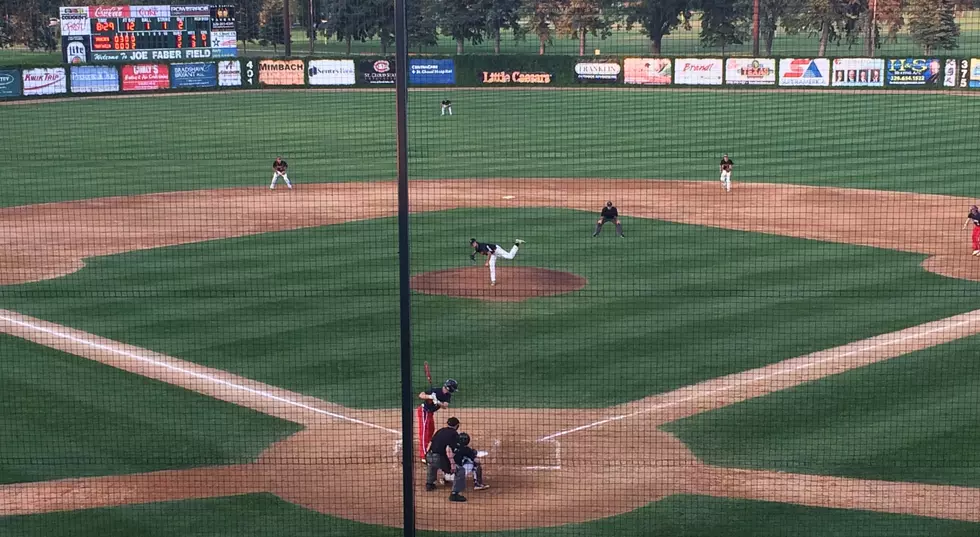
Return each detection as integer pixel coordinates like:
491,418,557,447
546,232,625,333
1,179,980,529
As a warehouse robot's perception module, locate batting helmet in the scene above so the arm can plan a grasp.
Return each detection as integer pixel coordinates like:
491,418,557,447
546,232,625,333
444,379,459,393
457,432,471,447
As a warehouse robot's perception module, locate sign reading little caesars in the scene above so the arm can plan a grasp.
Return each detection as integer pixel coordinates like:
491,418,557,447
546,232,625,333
172,62,218,88
886,58,942,86
408,59,455,85
70,65,120,93
259,59,305,86
309,59,356,86
359,60,396,84
778,58,830,86
0,69,22,98
725,58,776,85
575,62,620,83
623,58,671,85
674,58,722,85
481,71,552,84
22,68,68,96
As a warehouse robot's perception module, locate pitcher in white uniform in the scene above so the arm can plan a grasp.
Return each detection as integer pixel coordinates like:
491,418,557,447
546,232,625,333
470,238,525,286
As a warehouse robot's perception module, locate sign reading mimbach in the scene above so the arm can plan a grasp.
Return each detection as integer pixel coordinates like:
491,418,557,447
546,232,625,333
481,71,552,84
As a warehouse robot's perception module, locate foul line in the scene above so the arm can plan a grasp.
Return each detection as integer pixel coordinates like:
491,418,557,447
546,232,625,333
0,313,401,436
538,315,979,442
523,439,562,471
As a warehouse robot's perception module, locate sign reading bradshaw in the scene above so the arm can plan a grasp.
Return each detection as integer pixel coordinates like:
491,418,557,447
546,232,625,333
481,71,552,84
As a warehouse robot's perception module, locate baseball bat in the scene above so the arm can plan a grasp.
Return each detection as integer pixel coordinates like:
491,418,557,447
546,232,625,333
424,361,433,389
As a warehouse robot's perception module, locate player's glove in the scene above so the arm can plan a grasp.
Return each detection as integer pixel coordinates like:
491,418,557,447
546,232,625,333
470,253,476,262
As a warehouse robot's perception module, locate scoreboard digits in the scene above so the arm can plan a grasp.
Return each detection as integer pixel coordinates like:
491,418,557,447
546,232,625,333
61,5,235,63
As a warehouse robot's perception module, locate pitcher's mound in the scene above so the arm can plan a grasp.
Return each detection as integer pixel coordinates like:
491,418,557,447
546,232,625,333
412,266,587,302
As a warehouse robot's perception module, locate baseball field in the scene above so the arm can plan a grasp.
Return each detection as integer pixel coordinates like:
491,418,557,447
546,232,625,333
2,88,980,536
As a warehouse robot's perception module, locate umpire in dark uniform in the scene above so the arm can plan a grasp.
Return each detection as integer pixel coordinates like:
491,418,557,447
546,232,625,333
593,201,625,238
424,417,460,492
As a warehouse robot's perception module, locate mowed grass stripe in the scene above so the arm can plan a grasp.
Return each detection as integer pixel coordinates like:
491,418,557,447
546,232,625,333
665,333,980,487
0,333,300,484
2,91,980,206
3,209,980,408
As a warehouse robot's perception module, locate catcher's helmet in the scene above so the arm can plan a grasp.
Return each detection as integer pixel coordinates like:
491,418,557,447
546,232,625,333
444,379,459,393
457,432,471,447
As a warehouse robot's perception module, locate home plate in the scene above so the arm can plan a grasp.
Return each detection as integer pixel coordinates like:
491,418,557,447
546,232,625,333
502,195,515,200
477,450,489,457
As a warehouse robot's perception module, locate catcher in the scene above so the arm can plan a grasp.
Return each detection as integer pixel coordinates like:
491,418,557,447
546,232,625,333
270,156,293,190
447,432,489,502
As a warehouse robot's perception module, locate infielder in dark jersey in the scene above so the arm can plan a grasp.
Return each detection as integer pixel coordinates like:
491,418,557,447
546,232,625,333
417,379,458,461
471,238,525,286
720,154,734,192
593,201,624,238
963,205,980,256
271,156,293,190
424,417,460,492
447,432,489,502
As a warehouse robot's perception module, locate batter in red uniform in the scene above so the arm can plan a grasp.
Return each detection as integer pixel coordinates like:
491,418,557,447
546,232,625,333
963,205,980,256
417,379,459,461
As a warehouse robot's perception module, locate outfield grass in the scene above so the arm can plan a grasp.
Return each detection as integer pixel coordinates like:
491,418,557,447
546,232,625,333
0,333,301,484
665,333,980,487
1,90,979,208
4,11,980,63
2,209,980,409
2,493,978,537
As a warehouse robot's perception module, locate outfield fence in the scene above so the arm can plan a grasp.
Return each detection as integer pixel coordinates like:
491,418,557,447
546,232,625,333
3,2,980,537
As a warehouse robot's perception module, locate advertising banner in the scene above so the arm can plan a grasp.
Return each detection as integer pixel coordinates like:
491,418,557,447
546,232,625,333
778,58,830,86
358,59,396,84
59,6,89,16
674,58,723,85
574,62,621,83
172,5,211,16
211,31,238,49
131,5,171,18
832,58,885,87
121,63,170,91
90,49,221,62
218,60,242,87
885,58,943,86
70,65,120,93
409,59,455,85
623,58,672,85
88,5,130,18
971,59,980,88
22,68,68,96
172,62,217,88
62,36,90,64
725,58,776,85
60,15,90,36
309,59,357,86
0,69,22,99
259,59,305,85
480,71,552,84
944,59,961,88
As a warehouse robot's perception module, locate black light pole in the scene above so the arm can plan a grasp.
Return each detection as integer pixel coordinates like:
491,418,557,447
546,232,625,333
395,0,415,533
283,0,291,56
309,0,315,55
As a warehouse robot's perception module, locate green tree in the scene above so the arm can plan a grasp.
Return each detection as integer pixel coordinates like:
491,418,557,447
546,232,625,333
781,0,859,55
437,0,485,54
522,0,562,54
258,11,286,53
408,0,439,52
624,0,692,55
482,0,522,54
320,0,376,54
700,0,750,54
229,0,263,53
907,0,959,53
759,0,801,55
556,0,613,56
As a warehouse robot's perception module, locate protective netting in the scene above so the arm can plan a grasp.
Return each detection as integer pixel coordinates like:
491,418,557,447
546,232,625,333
1,1,980,537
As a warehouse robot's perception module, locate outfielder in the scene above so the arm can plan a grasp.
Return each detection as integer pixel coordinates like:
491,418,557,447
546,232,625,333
270,156,293,190
417,379,459,461
470,238,525,286
441,99,453,116
719,154,734,192
963,205,980,256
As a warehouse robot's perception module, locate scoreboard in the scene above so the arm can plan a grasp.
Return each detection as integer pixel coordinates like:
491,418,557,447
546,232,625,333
60,5,237,63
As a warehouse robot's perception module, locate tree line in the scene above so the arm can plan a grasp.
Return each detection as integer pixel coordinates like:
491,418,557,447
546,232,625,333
1,0,977,56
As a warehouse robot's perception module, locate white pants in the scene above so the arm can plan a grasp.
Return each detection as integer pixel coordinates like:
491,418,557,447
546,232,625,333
441,105,452,116
488,245,519,283
271,171,292,189
720,171,731,191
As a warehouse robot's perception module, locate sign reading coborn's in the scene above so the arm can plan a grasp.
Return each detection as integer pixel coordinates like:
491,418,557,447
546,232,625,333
481,71,552,84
